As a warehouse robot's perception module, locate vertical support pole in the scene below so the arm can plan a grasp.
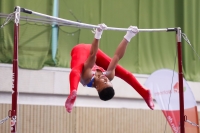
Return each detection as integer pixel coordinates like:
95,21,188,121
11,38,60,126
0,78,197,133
52,0,59,64
11,6,20,133
176,27,185,133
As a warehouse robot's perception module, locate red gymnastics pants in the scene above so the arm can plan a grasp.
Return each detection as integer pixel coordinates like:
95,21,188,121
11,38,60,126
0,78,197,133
69,44,149,99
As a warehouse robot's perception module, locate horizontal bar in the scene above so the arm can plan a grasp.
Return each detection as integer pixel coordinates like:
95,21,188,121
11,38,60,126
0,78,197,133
17,7,177,32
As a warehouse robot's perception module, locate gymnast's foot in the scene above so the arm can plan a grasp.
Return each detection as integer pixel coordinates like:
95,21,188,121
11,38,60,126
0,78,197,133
144,89,154,110
65,90,77,113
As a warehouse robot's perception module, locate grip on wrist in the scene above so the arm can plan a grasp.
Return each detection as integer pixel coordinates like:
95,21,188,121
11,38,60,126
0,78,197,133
124,34,132,42
95,31,102,39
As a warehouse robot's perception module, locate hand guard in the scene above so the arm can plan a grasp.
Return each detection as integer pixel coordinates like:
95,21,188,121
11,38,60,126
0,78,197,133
124,26,139,42
92,23,107,39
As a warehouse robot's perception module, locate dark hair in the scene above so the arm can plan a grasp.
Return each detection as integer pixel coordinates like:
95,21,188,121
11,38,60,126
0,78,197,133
98,87,115,101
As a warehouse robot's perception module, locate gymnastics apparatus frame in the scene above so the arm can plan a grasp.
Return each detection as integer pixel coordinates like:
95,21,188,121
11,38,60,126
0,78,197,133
9,6,185,133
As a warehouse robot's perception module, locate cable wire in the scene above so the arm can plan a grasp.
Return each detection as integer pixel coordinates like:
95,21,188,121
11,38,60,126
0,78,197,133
163,43,178,133
182,33,200,61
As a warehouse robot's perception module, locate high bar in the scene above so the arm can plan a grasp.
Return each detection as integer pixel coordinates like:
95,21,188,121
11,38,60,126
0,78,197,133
19,7,176,32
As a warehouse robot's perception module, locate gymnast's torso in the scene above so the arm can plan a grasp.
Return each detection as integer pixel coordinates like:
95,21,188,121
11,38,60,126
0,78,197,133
80,64,107,87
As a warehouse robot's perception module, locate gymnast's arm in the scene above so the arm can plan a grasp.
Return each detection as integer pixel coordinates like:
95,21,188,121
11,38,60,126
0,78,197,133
83,24,107,70
106,39,129,80
84,39,100,69
106,26,139,80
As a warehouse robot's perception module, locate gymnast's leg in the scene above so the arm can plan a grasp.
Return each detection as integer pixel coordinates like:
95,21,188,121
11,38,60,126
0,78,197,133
115,65,154,110
65,44,90,113
96,49,154,110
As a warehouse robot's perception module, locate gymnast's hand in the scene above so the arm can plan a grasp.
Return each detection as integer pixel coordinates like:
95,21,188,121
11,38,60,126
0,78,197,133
124,26,139,42
92,23,107,39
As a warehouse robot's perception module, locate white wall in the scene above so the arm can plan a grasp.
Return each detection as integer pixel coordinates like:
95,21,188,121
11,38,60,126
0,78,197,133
0,63,200,111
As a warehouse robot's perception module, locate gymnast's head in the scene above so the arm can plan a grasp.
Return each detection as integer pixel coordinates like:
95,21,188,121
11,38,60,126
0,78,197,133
93,74,115,101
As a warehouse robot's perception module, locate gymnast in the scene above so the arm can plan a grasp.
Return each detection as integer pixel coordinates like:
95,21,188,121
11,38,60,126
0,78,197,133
65,23,154,113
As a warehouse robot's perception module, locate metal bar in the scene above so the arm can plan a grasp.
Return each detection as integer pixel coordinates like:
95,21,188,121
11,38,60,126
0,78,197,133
11,6,20,133
176,27,185,133
1,12,177,32
20,8,176,32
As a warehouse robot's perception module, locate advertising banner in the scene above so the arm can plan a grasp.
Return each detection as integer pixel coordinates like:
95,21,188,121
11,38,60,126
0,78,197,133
145,69,199,133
